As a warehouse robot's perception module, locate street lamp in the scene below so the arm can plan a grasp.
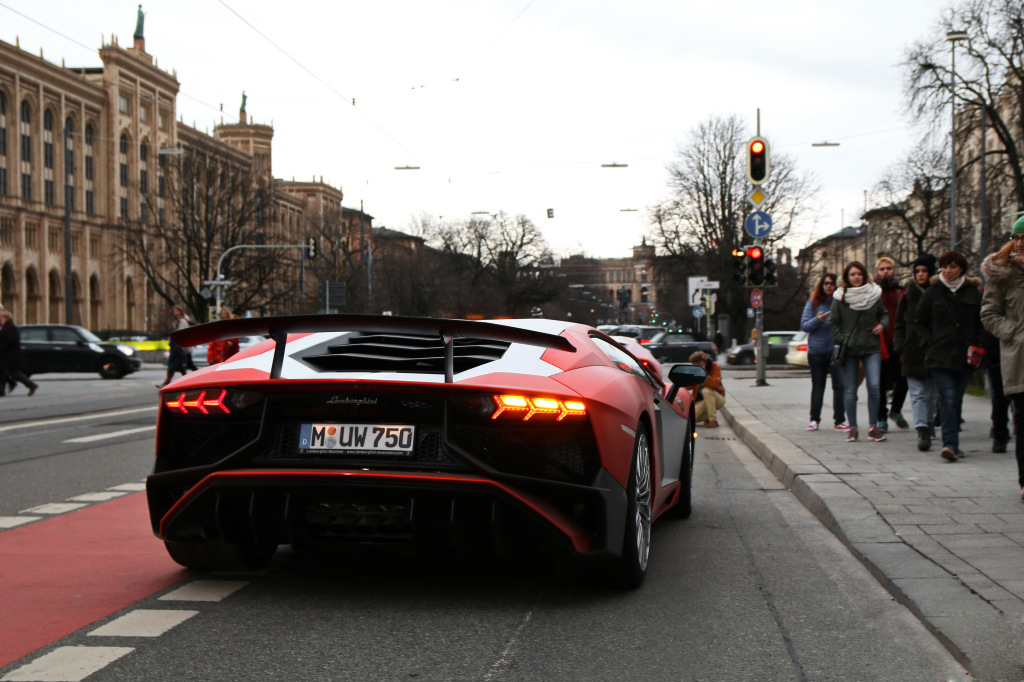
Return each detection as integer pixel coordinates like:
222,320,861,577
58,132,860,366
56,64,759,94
947,28,968,250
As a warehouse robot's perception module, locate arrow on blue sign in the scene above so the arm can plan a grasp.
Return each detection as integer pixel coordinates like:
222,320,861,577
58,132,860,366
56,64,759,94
745,211,773,238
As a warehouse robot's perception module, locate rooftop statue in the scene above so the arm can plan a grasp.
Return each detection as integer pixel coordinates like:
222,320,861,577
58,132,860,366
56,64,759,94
134,5,145,40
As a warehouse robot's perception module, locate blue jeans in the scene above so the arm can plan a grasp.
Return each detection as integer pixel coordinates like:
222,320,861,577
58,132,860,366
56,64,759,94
906,376,937,430
931,368,971,451
808,352,845,425
841,352,881,431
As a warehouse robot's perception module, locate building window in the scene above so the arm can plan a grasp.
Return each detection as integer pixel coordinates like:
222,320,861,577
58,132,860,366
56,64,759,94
140,142,148,161
44,141,54,169
21,173,31,201
120,163,128,187
85,124,93,145
120,134,129,155
44,179,55,206
0,91,5,115
139,169,148,193
71,229,81,255
140,203,148,224
0,215,12,247
118,93,130,114
20,133,31,163
85,155,94,180
0,168,6,196
0,126,6,155
65,184,75,211
48,225,60,252
120,197,129,219
89,234,101,258
158,207,165,226
140,103,149,122
158,174,165,197
20,100,30,123
24,221,38,249
85,190,95,216
43,110,53,131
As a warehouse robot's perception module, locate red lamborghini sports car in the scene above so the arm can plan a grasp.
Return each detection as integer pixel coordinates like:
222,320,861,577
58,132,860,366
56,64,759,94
148,315,706,587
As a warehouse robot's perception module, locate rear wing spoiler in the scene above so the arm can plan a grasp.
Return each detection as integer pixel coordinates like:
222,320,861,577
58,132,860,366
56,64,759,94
170,314,577,381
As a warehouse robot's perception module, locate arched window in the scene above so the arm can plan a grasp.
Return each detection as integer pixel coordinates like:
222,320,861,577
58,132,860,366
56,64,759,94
139,141,148,161
20,100,30,123
89,274,101,328
71,272,83,325
1,262,15,311
0,90,6,115
120,134,129,155
43,109,53,131
48,268,62,322
25,266,40,323
85,123,94,145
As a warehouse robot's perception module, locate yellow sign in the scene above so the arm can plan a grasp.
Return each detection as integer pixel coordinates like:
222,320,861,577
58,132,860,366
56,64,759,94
747,188,768,207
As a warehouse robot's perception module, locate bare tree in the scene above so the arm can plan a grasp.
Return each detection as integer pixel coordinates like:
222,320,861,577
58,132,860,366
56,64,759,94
903,0,1024,214
119,148,293,325
648,114,819,337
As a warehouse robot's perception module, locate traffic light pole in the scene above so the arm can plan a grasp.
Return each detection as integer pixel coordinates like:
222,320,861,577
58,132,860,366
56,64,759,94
213,243,313,321
754,237,767,387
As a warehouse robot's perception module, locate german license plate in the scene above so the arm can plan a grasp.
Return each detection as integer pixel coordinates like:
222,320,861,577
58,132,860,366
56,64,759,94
298,423,416,454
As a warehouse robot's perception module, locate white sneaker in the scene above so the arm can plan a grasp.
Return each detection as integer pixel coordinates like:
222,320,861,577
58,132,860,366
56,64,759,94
806,421,819,431
834,422,851,431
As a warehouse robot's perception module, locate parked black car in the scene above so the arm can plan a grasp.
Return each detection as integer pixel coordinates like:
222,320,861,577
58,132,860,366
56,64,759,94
19,324,143,379
641,330,717,364
725,331,799,365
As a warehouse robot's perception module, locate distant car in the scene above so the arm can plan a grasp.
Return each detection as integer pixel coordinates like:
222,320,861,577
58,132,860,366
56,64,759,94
149,315,707,588
641,330,717,364
611,335,663,379
19,324,143,379
726,331,799,365
191,335,269,367
785,331,809,366
610,325,666,344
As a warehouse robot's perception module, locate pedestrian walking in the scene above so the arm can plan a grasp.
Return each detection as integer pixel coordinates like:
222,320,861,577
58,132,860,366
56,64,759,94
0,310,39,397
689,350,725,428
916,251,984,462
160,305,194,388
894,254,939,451
206,307,240,365
980,216,1024,499
829,261,889,443
874,257,909,431
800,273,847,431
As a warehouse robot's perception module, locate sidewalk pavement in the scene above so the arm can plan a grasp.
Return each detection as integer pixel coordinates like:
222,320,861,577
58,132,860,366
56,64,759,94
720,370,1024,681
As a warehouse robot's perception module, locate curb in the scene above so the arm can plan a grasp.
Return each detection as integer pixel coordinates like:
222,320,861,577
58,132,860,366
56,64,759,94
720,399,1012,678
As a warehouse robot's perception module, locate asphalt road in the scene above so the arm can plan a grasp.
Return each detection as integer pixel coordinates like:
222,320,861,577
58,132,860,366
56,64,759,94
0,368,972,681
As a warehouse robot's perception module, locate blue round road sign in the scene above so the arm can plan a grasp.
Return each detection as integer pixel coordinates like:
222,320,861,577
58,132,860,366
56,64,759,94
745,211,773,238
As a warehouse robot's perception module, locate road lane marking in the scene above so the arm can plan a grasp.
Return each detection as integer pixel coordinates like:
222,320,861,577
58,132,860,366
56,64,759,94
0,516,40,528
0,406,157,435
88,609,198,637
108,482,146,492
20,503,87,515
63,426,156,444
160,580,250,602
68,492,129,502
1,646,134,681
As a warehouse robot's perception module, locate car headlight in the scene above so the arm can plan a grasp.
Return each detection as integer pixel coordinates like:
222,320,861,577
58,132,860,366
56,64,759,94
116,344,136,356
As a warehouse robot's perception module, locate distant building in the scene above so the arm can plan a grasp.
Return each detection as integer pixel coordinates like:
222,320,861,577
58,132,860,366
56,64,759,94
557,239,657,324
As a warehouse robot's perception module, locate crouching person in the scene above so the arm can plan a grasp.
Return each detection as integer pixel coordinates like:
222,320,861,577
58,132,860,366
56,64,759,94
690,350,726,428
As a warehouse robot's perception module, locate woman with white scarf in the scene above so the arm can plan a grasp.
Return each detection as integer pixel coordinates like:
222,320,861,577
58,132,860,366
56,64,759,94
915,250,984,462
829,261,889,443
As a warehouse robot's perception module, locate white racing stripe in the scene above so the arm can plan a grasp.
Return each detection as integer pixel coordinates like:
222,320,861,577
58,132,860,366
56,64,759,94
0,406,157,435
1,646,134,681
63,426,156,444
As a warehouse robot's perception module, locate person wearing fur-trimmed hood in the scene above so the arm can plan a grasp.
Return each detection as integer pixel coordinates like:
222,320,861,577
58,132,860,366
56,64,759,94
915,250,983,463
980,215,1024,500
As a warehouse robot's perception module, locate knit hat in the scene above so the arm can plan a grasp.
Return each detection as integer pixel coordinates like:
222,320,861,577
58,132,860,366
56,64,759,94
911,253,937,275
1013,215,1024,235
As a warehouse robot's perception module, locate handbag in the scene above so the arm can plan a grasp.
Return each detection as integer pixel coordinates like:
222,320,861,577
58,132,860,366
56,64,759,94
830,342,847,367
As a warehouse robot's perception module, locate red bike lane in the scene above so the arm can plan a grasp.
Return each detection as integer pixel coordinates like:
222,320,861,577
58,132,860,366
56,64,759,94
0,492,189,668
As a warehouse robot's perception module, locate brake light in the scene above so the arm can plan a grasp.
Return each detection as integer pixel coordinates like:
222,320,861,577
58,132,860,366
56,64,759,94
798,343,807,352
163,388,262,415
491,394,586,421
639,337,651,344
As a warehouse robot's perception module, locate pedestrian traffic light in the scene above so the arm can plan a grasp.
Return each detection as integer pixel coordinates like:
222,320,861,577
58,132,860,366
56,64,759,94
306,235,317,259
746,136,770,185
764,256,778,286
748,245,766,285
732,247,748,285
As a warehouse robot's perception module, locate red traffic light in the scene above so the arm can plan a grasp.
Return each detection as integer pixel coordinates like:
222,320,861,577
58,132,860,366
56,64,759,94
747,246,764,260
746,136,770,184
750,140,764,154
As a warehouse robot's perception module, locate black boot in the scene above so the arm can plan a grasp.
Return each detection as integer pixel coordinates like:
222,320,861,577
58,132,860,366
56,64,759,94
917,427,931,452
993,433,1009,454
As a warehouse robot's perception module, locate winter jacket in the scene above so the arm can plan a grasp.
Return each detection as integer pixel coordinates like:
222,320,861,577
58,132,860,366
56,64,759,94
0,320,29,373
981,253,1024,396
893,279,929,379
876,278,905,354
828,295,888,357
800,299,836,355
690,361,724,400
915,275,984,372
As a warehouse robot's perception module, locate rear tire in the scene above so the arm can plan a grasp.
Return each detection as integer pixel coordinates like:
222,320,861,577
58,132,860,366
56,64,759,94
588,426,652,589
165,539,277,571
98,358,126,379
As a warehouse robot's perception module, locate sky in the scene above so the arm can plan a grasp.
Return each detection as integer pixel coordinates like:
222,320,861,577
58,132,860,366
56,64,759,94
1,0,955,258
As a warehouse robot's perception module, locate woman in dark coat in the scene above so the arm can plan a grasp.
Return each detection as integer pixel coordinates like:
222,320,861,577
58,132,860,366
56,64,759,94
893,254,938,451
0,310,39,396
915,251,984,462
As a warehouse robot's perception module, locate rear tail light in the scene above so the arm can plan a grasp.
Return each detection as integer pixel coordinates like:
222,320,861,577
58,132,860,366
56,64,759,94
492,394,586,421
163,388,263,415
798,344,807,352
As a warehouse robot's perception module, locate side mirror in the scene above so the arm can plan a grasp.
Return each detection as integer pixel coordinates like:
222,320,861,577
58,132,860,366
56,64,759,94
666,363,707,403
